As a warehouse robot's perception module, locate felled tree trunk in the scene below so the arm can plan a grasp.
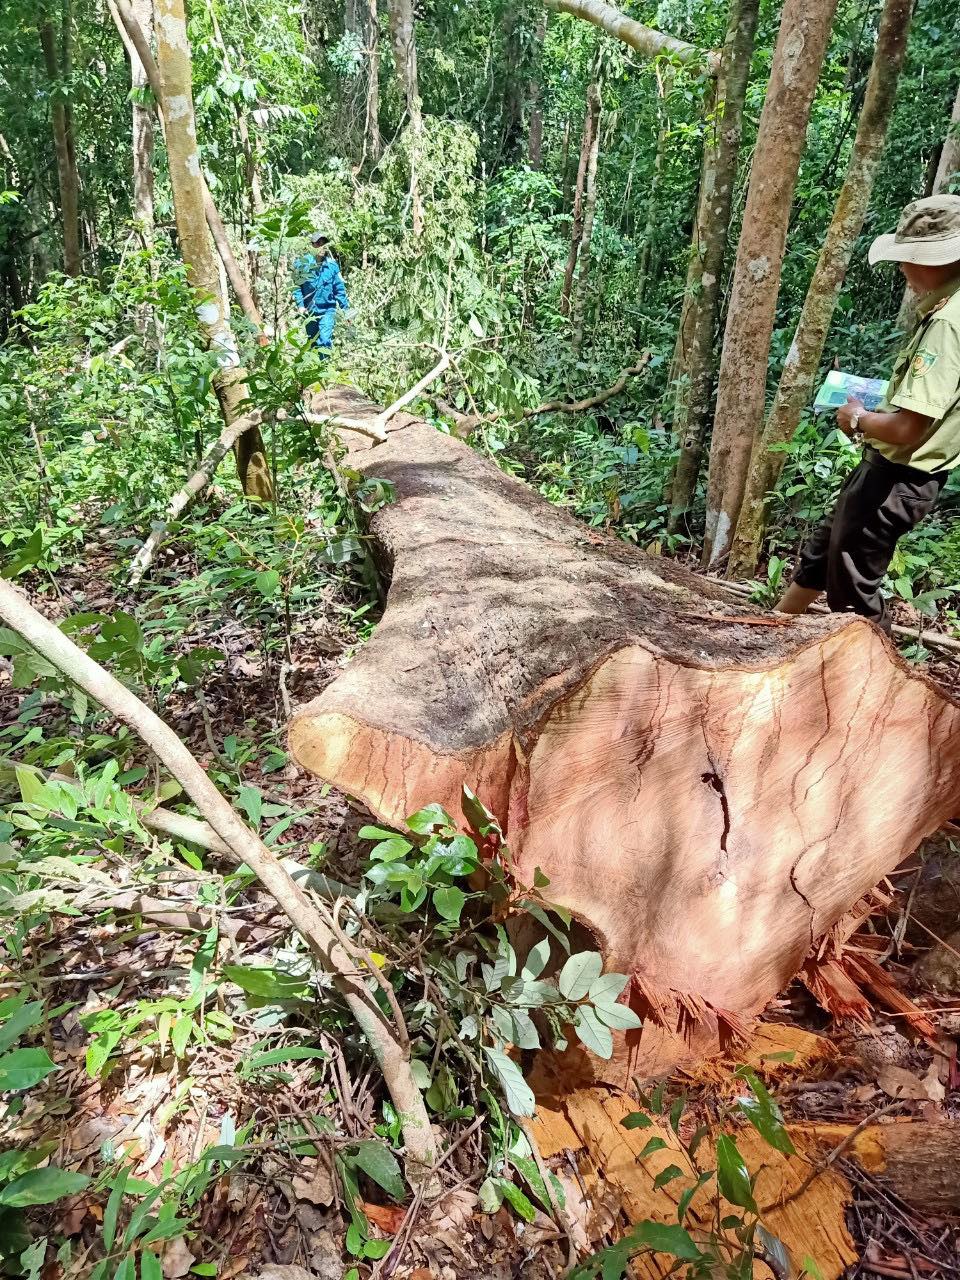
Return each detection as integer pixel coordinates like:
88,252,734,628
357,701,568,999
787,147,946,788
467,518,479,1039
729,0,913,579
289,391,960,1080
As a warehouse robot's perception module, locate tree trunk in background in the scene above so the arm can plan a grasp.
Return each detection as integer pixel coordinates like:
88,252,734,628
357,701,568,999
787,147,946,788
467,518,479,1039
570,81,602,354
896,79,960,329
155,0,272,501
702,0,839,570
561,79,600,315
40,19,81,277
364,0,382,165
388,0,423,237
729,0,914,579
636,67,673,302
667,0,760,535
130,0,155,237
527,14,547,169
345,0,358,32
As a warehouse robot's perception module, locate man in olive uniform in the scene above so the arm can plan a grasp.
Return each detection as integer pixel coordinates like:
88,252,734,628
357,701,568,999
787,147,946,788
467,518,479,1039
778,194,960,631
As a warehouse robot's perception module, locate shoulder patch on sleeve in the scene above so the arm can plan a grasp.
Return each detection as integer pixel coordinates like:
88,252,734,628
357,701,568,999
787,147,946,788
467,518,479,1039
911,347,939,377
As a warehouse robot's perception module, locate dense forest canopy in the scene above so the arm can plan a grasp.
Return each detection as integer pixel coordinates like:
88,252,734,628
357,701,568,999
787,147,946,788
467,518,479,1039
2,0,960,1276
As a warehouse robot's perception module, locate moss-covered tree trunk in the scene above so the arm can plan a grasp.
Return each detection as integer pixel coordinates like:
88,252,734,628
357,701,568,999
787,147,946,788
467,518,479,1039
155,0,272,500
702,0,838,569
666,0,760,535
527,14,547,170
40,18,81,277
728,0,914,579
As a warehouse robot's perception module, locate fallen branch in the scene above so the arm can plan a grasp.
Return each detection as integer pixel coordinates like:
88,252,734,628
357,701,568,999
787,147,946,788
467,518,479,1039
304,352,453,444
129,407,269,585
543,0,720,74
717,577,960,656
520,354,651,419
0,579,437,1179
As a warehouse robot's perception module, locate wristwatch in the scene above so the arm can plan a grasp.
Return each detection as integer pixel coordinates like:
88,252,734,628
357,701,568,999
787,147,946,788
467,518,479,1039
847,410,865,447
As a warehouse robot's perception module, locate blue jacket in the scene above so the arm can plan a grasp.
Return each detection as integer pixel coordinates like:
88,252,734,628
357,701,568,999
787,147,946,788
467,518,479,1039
292,252,350,315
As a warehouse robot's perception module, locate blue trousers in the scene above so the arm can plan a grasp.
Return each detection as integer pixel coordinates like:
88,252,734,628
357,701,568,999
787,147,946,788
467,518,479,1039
306,309,336,349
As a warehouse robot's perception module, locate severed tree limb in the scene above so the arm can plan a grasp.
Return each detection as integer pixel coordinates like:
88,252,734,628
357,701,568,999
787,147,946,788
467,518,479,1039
543,0,719,74
521,354,651,419
109,0,266,342
129,407,269,585
0,579,437,1177
304,352,453,443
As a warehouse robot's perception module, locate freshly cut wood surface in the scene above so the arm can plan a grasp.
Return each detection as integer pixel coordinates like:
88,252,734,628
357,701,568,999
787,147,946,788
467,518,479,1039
530,1085,857,1279
290,390,960,1075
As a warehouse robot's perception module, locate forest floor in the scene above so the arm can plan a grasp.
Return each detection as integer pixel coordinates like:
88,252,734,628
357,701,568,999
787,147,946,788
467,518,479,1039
4,488,960,1280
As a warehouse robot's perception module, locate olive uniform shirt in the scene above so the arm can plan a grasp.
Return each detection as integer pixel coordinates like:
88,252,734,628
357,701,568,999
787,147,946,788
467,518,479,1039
870,274,960,472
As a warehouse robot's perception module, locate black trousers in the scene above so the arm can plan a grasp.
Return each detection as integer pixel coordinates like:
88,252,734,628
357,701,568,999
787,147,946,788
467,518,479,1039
792,448,947,629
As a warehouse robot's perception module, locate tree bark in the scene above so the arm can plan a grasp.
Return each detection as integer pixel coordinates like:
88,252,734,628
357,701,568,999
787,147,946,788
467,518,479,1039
288,390,960,1081
40,19,81,276
636,66,673,303
388,0,423,237
728,0,914,579
896,78,960,330
527,14,548,170
364,0,382,165
702,0,839,570
666,0,760,535
570,81,602,353
543,0,719,74
110,0,267,342
561,79,601,316
129,0,155,237
154,0,272,500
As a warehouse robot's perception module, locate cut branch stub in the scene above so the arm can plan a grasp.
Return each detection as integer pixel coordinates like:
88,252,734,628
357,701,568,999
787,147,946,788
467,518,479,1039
289,391,960,1079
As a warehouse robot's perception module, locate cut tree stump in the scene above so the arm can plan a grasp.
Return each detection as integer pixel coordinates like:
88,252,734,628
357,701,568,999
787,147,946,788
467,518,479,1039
289,387,960,1079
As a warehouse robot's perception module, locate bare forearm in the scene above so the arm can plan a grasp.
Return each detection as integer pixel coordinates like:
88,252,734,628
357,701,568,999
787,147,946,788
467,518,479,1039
862,407,930,447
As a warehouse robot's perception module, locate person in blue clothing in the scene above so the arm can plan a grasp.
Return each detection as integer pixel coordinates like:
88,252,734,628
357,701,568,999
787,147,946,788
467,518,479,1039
291,231,352,350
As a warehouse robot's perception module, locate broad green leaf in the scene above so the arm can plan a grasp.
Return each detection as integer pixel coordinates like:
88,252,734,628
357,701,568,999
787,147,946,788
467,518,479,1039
574,1005,613,1058
433,886,466,923
735,1067,796,1155
508,1009,540,1051
588,973,628,1006
478,1176,502,1213
0,1047,57,1091
171,1017,192,1058
103,1163,130,1253
243,1046,328,1071
677,1170,713,1222
498,1178,536,1223
621,1112,653,1130
140,1253,162,1280
223,965,308,1000
358,825,399,840
406,803,452,834
593,1000,643,1031
715,1134,758,1214
558,951,603,1000
521,937,551,981
350,1140,405,1201
628,1219,702,1260
484,1047,535,1117
0,1001,44,1054
0,1167,90,1208
652,1164,684,1191
757,1225,794,1279
637,1136,668,1160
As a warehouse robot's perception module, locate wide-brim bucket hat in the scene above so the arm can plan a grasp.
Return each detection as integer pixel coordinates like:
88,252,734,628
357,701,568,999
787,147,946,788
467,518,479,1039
869,194,960,266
